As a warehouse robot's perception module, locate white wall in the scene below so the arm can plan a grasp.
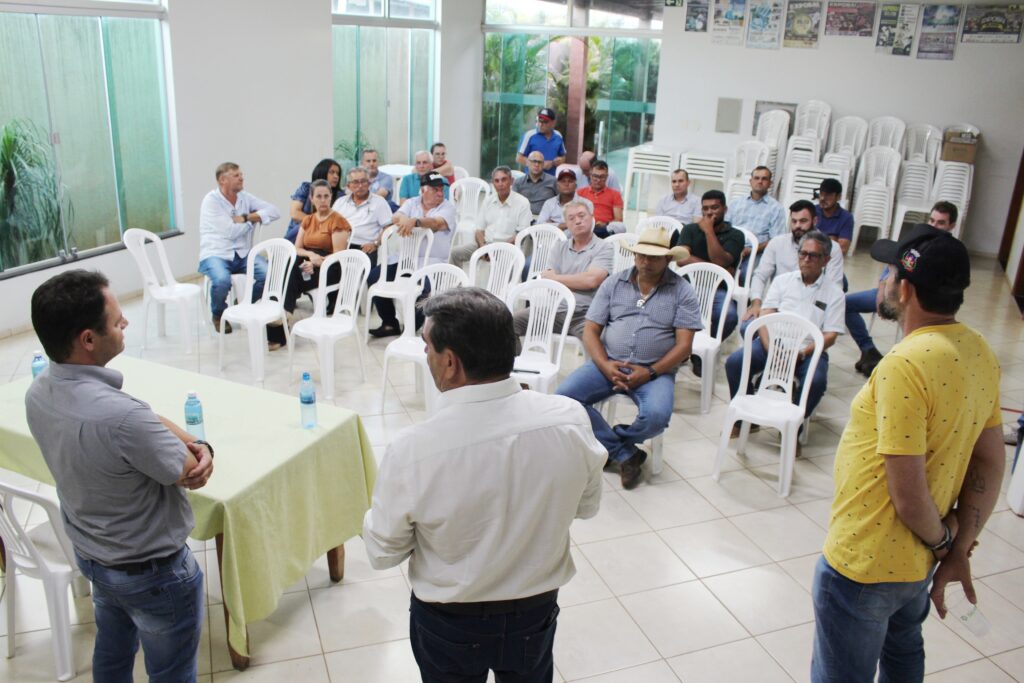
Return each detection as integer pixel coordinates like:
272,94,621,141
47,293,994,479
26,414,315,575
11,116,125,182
438,0,485,177
653,6,1024,257
0,0,333,337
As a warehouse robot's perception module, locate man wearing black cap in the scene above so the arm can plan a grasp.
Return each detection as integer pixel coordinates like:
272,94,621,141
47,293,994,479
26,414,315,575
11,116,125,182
516,107,566,176
815,178,853,255
812,224,1004,683
537,169,593,228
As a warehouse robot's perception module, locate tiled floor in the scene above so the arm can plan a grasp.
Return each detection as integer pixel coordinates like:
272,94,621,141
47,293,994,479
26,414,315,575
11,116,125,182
1,249,1023,682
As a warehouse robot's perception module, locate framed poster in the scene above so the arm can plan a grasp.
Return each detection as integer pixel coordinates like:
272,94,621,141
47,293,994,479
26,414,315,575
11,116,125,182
918,4,962,60
825,1,877,37
747,0,784,48
712,0,748,45
962,4,1023,43
686,0,710,31
784,1,824,48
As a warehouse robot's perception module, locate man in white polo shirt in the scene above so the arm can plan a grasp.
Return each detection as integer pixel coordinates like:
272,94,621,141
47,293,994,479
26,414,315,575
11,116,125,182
449,165,533,270
332,165,393,281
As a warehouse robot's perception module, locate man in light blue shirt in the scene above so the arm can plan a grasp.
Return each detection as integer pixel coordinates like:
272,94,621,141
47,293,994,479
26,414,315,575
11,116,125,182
726,165,785,284
516,107,567,176
197,162,280,331
653,169,701,224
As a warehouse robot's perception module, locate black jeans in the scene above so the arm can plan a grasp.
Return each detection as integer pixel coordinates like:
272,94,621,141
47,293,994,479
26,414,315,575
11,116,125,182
410,593,559,683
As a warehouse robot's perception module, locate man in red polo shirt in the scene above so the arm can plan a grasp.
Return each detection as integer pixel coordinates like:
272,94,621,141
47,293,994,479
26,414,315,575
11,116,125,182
578,159,624,238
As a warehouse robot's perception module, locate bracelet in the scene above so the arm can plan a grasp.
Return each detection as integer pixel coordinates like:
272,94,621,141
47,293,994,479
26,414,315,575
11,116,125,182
926,524,952,553
192,439,214,459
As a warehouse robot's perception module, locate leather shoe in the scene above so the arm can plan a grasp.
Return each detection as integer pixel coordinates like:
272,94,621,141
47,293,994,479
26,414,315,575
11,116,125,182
213,317,232,334
619,447,647,490
369,323,401,338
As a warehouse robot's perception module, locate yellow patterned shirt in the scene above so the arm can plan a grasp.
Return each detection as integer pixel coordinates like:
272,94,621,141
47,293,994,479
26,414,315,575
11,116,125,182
823,322,1001,583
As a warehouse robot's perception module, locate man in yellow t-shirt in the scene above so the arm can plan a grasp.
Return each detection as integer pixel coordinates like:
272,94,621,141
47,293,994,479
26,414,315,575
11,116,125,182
812,224,1004,683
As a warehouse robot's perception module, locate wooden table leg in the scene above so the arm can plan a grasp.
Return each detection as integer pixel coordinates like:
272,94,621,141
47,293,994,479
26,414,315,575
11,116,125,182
215,533,250,671
327,544,345,582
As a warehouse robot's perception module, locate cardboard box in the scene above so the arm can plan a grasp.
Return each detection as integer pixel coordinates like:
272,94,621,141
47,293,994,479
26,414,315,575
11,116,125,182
941,130,978,164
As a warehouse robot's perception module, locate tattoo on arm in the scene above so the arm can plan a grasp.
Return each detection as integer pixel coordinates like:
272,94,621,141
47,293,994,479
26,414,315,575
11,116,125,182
968,505,982,532
964,466,985,494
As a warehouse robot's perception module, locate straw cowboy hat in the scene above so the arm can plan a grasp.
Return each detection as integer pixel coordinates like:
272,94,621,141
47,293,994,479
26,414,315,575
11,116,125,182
625,226,691,261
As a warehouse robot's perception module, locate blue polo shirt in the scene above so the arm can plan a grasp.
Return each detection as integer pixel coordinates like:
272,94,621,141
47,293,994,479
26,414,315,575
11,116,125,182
399,174,450,201
816,204,854,241
518,128,567,176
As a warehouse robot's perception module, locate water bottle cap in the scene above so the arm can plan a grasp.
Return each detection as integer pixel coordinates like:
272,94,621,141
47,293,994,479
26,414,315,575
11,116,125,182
33,349,43,356
302,372,311,381
187,391,197,399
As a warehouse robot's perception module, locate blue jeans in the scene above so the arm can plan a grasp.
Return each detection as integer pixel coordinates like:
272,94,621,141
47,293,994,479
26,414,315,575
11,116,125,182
555,360,675,463
75,546,204,683
725,338,829,418
845,288,879,353
198,253,267,319
711,287,738,341
410,594,559,683
812,556,932,683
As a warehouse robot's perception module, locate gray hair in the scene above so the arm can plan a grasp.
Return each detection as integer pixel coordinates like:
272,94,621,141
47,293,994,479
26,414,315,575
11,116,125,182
492,165,513,179
361,148,378,157
347,165,369,180
799,230,831,256
562,200,592,217
414,150,431,161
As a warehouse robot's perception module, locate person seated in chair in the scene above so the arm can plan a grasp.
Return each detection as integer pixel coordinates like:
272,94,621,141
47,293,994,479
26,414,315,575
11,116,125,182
556,227,701,490
536,169,593,228
724,230,845,439
513,151,558,216
815,178,854,255
577,160,625,238
653,168,701,225
726,166,786,283
448,166,533,270
284,158,344,243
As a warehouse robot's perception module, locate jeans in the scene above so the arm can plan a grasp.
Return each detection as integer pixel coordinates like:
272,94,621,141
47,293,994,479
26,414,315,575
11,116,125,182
711,287,738,342
725,338,829,418
811,556,932,683
75,546,204,683
198,253,267,319
410,594,559,683
555,360,675,463
845,288,879,353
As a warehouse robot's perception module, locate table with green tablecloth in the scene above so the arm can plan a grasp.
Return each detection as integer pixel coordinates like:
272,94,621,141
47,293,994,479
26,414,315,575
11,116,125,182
0,355,377,669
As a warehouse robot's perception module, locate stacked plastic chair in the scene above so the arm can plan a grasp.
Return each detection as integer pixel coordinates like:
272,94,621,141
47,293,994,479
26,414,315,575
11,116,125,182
867,115,907,153
450,177,492,246
904,123,942,163
680,151,729,194
932,161,974,239
851,146,902,253
623,144,677,212
755,110,791,189
794,99,832,149
727,140,770,201
890,160,936,242
781,165,847,210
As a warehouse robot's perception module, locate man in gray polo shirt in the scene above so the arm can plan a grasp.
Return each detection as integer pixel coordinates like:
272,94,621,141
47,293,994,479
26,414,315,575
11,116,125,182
513,201,613,339
25,270,213,682
513,150,558,215
556,227,702,489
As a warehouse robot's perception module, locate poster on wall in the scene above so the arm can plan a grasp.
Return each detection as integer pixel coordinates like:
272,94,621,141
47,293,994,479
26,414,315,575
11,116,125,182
712,0,748,45
876,3,901,50
685,0,710,31
784,1,823,47
746,0,784,48
891,3,921,55
961,4,1023,43
824,1,877,36
917,4,962,59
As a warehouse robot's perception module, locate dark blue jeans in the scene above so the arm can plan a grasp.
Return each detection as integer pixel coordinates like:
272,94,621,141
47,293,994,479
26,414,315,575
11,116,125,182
845,288,879,353
812,556,932,683
712,287,738,342
75,546,204,683
410,594,559,683
725,338,828,418
198,253,267,319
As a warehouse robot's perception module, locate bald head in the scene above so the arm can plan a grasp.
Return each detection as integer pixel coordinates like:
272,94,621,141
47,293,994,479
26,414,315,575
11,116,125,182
527,150,545,178
579,151,595,172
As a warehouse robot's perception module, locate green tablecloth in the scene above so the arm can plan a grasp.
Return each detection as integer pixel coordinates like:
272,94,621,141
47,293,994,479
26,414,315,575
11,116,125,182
0,355,377,656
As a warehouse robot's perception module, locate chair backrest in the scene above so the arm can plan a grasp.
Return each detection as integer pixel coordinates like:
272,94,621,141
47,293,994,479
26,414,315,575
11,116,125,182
738,312,824,409
453,165,469,181
507,279,576,366
122,228,178,292
756,110,791,149
781,165,846,209
377,225,434,281
678,263,735,342
857,146,902,190
635,215,684,238
726,178,751,205
734,226,760,290
827,116,868,156
510,169,525,180
932,161,973,218
897,160,935,204
515,223,567,279
733,141,770,178
681,152,729,185
0,479,73,577
413,262,470,298
246,238,296,305
904,123,942,163
606,233,639,273
469,242,526,301
794,99,832,144
313,249,371,319
867,116,906,152
451,177,492,227
784,134,821,167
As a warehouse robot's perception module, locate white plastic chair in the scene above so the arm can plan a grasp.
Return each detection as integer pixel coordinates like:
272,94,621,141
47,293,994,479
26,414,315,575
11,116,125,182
891,160,936,242
469,242,526,302
783,134,821,171
904,123,942,163
218,238,296,383
515,223,567,280
380,264,469,413
867,116,906,153
507,279,576,393
732,141,770,180
606,233,639,273
756,110,792,182
453,165,469,181
678,263,734,414
851,147,902,252
731,227,759,316
0,480,89,681
681,152,729,193
932,161,974,239
450,178,492,246
635,215,684,238
726,178,751,205
288,250,371,400
794,99,832,147
713,313,824,497
122,228,203,354
510,169,525,180
781,164,848,210
623,144,677,212
827,116,868,157
364,226,434,342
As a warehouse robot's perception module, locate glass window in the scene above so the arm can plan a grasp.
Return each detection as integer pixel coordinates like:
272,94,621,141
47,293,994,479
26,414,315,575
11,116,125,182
334,0,434,19
485,0,568,26
335,0,384,17
574,1,663,29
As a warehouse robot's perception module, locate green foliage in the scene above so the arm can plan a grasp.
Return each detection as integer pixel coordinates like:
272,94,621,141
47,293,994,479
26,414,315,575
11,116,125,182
0,119,72,271
333,130,375,172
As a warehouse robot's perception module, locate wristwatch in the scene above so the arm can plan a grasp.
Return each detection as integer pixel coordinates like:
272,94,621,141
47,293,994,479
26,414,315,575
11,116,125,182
414,218,421,228
645,365,658,381
926,524,952,554
192,439,214,459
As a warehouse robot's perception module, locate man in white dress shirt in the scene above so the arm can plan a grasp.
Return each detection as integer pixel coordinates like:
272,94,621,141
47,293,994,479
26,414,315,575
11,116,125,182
197,162,280,332
364,287,606,683
332,165,393,280
653,169,701,225
449,166,533,270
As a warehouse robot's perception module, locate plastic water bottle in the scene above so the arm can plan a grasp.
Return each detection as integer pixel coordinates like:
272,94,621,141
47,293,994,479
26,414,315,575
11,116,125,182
300,373,317,429
184,391,206,440
30,350,48,378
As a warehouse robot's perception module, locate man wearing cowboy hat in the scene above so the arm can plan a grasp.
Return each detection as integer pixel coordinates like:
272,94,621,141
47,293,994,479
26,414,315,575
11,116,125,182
556,227,702,490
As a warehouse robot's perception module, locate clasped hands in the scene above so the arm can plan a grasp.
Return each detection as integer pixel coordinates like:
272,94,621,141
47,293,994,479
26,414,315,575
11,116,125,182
600,360,651,392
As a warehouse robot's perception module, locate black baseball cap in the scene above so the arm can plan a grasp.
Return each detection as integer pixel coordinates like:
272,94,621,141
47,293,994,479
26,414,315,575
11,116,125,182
421,172,449,188
870,223,971,291
818,178,843,195
557,169,578,181
538,107,556,121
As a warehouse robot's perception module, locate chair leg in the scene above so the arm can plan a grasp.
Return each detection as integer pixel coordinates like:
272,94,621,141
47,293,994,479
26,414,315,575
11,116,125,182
737,421,752,454
43,579,75,681
177,301,193,355
157,301,167,338
700,357,714,414
319,342,336,401
779,426,796,498
141,298,151,350
649,434,664,476
245,324,265,384
380,352,392,414
6,568,15,658
287,334,296,381
217,321,226,371
364,294,375,345
713,413,735,481
353,332,366,384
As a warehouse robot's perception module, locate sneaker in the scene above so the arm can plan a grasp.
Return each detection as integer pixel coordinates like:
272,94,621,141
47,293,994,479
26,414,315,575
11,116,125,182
369,323,401,338
855,348,883,377
691,356,703,378
619,447,647,490
213,317,232,334
729,423,760,439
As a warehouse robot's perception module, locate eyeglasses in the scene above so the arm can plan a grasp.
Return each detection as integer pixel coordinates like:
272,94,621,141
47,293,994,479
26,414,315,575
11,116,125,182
590,174,608,181
798,250,825,260
348,179,369,185
528,159,544,164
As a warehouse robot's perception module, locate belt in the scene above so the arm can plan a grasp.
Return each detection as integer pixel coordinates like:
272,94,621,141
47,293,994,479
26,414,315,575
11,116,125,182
102,548,183,576
415,589,558,616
